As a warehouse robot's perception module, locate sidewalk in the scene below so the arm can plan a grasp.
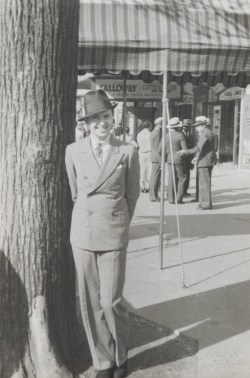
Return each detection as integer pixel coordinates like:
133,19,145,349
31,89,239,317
80,163,250,378
125,162,250,378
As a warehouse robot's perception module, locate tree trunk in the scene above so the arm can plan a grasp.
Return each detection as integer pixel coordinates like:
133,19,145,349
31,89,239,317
0,1,84,377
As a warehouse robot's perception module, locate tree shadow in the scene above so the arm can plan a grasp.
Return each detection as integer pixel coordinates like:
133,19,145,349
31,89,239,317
134,280,250,359
0,250,29,378
128,312,198,374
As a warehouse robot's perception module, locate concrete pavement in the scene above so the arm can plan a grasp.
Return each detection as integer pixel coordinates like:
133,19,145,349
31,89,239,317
79,162,250,378
125,162,250,377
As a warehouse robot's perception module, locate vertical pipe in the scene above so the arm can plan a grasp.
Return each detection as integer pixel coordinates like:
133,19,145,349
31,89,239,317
233,99,240,164
159,71,168,269
123,74,127,142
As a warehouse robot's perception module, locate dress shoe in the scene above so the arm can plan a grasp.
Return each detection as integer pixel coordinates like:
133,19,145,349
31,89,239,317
183,192,191,197
191,199,198,202
114,361,128,378
95,366,114,378
150,198,160,202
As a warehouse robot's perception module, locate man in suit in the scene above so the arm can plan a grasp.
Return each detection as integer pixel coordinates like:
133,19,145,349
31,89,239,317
161,117,187,204
149,117,162,202
181,119,195,196
180,115,218,210
65,90,140,378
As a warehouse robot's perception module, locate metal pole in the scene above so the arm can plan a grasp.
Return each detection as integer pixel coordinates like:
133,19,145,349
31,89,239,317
122,73,127,142
159,71,168,269
233,99,240,164
159,72,186,287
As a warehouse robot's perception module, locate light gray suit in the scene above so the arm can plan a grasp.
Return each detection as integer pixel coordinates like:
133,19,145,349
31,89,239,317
65,135,140,370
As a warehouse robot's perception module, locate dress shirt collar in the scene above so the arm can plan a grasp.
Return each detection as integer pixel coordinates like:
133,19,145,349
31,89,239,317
90,134,110,150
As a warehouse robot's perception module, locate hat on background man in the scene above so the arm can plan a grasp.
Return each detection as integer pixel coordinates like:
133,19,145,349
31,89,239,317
182,119,192,127
193,115,207,127
154,117,163,126
167,117,182,128
78,89,117,121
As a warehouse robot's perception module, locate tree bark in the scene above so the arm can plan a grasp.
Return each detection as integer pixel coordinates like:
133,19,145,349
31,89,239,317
0,1,84,377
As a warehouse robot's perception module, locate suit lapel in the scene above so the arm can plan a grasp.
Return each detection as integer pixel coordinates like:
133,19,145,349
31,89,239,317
80,137,101,176
88,136,124,193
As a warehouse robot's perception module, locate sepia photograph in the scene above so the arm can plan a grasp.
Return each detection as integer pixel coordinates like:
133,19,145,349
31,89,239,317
1,0,250,377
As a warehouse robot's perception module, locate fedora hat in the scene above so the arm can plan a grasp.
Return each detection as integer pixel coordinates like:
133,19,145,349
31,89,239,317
154,117,163,125
167,117,182,128
193,115,207,127
78,90,117,121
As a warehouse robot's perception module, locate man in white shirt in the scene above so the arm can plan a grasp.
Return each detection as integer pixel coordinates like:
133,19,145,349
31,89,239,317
137,120,152,192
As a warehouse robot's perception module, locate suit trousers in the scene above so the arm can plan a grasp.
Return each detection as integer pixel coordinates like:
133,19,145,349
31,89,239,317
167,163,186,204
149,162,161,200
198,166,213,208
72,247,129,370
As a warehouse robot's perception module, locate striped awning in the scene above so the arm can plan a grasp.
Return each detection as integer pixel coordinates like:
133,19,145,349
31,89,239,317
79,0,250,74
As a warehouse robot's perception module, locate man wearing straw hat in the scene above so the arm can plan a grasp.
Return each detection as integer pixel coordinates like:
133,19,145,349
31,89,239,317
162,117,188,204
65,89,140,378
180,115,218,210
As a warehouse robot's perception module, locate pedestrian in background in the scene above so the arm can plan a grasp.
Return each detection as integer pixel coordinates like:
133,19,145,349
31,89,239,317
180,115,218,210
149,117,162,202
125,126,138,149
182,119,195,196
65,89,140,378
137,120,152,193
161,117,187,204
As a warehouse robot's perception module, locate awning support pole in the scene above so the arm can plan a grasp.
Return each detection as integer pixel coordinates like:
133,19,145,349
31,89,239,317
159,71,168,269
122,73,127,142
159,70,186,288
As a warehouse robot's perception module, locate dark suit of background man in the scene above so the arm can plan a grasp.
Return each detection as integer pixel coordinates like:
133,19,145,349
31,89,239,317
65,90,140,378
182,119,195,196
181,115,218,210
149,117,162,202
161,117,187,204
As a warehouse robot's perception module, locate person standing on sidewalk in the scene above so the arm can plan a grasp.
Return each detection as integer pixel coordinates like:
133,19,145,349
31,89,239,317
180,115,218,210
149,117,162,202
161,117,187,204
137,120,152,193
182,119,195,196
65,89,140,378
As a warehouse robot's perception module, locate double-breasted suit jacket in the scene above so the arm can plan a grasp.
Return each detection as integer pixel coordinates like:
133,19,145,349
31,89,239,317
65,135,140,252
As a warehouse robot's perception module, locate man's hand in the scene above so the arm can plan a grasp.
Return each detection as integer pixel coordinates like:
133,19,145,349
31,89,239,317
178,150,186,156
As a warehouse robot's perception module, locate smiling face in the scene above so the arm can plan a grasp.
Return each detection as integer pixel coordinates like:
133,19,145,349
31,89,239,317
85,108,113,141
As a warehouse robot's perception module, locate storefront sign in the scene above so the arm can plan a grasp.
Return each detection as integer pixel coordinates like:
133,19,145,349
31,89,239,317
93,79,163,100
219,87,243,101
239,88,250,171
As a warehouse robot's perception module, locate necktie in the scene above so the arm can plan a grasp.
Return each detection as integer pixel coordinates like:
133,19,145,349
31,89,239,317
96,142,103,166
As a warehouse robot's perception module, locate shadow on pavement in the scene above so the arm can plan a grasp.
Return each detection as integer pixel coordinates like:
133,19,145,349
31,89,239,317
134,280,250,357
130,213,250,240
128,312,198,374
